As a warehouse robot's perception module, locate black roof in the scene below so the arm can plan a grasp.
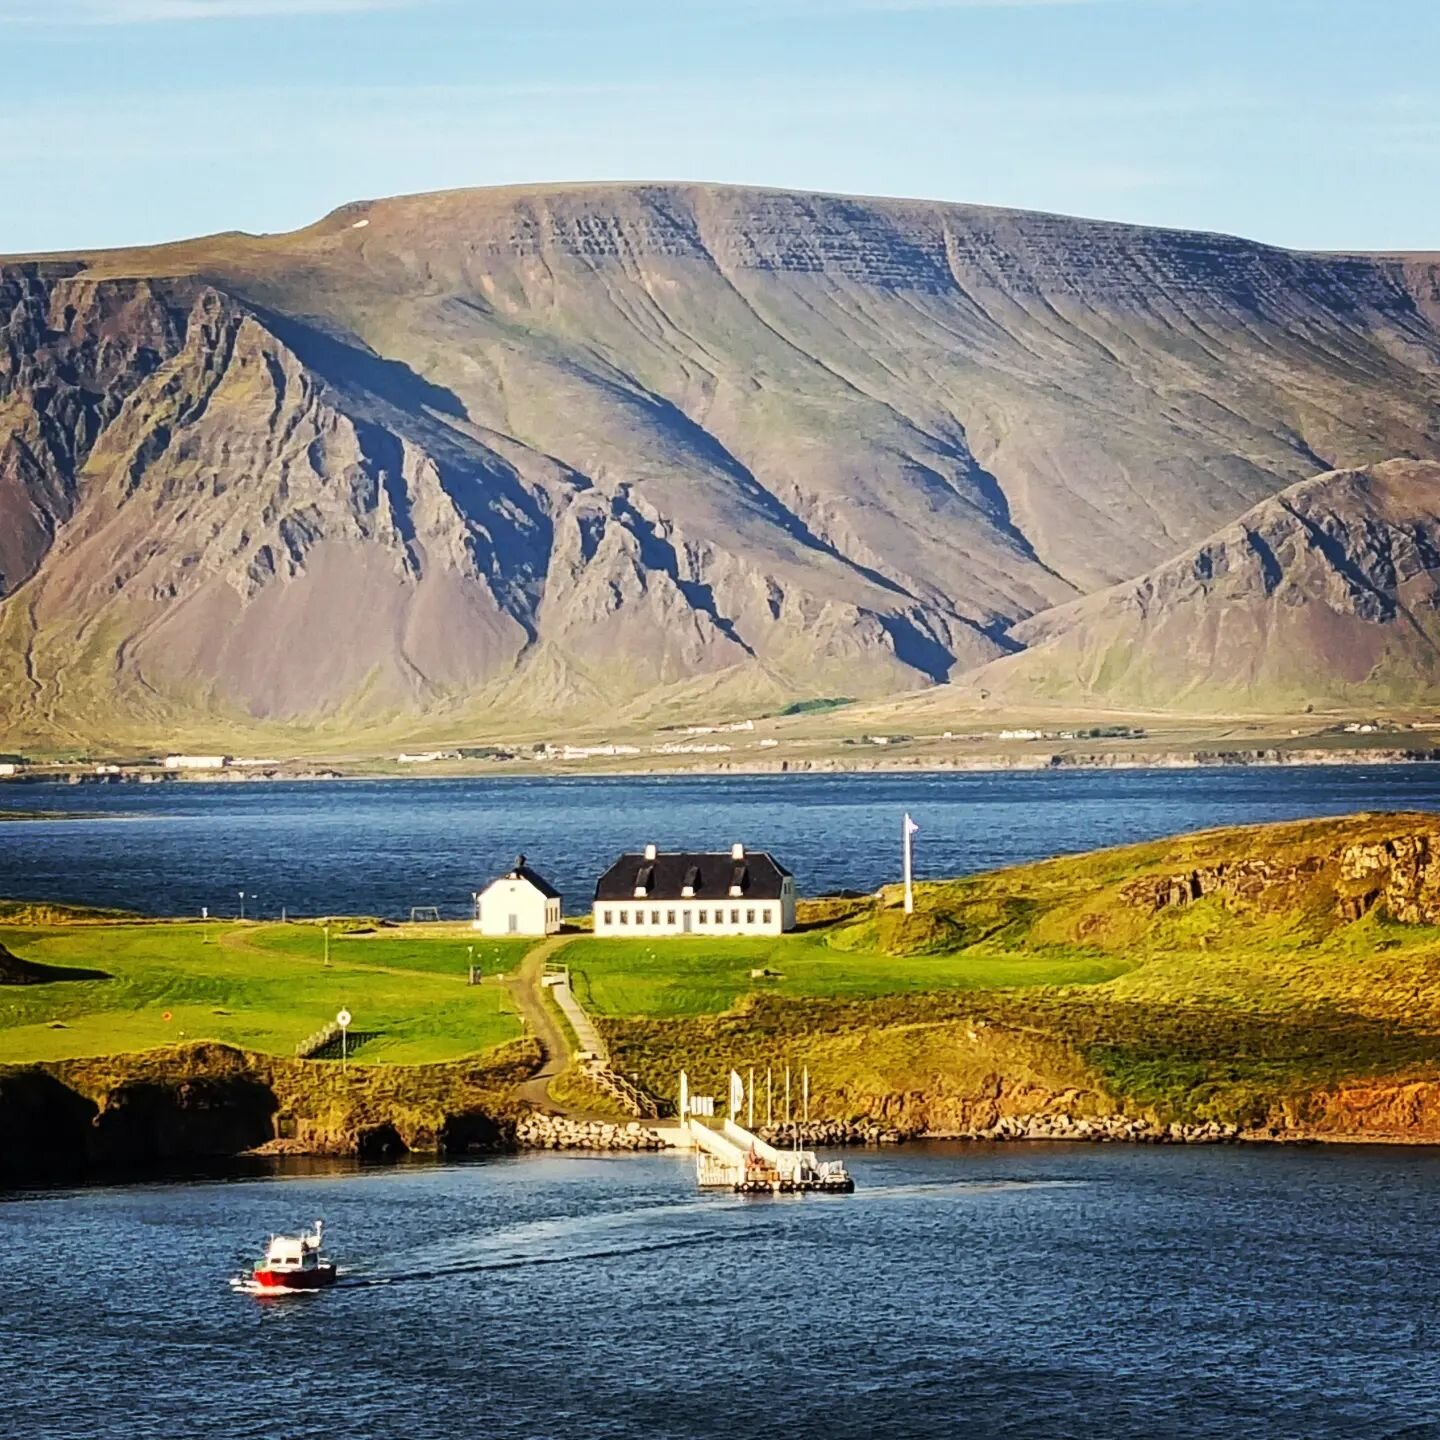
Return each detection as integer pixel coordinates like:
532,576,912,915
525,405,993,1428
593,850,792,903
493,856,561,899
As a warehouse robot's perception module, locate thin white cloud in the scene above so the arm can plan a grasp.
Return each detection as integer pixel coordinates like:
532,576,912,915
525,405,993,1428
1,0,1176,20
2,0,421,22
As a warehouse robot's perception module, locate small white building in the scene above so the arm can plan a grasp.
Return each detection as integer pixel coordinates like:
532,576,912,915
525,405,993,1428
592,843,796,937
474,855,562,936
163,754,231,770
0,762,20,778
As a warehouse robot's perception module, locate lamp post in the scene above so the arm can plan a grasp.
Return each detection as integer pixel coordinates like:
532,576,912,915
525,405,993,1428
238,890,246,922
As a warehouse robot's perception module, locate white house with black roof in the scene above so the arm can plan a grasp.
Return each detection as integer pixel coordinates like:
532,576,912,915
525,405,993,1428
474,855,562,936
592,843,796,937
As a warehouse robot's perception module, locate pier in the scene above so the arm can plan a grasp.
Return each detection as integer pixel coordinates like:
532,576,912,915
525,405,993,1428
683,1115,854,1194
670,1067,856,1193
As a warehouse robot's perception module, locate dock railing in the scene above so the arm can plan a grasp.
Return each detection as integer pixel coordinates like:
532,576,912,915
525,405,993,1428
585,1062,662,1119
295,1020,341,1059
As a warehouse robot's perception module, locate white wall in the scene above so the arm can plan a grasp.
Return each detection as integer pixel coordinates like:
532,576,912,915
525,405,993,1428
591,897,788,937
476,878,560,936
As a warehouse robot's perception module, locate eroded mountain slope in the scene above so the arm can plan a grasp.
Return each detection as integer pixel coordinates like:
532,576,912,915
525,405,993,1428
935,459,1440,711
3,183,1439,742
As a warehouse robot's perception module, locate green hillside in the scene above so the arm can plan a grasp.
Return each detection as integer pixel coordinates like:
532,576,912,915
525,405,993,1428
10,812,1440,1138
0,921,526,1065
574,812,1440,1127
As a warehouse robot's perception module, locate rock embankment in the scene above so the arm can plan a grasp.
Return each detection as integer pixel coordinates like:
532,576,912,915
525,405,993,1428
943,1113,1242,1144
515,1112,670,1151
766,1114,1243,1145
760,1120,907,1147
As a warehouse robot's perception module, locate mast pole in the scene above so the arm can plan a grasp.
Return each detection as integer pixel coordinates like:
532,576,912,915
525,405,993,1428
903,813,914,915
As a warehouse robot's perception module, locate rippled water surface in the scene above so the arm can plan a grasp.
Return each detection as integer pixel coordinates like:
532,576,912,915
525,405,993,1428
5,765,1440,917
7,1144,1440,1439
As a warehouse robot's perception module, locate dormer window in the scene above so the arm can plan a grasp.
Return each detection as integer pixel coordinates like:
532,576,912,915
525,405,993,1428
729,861,747,897
681,864,700,898
634,861,655,898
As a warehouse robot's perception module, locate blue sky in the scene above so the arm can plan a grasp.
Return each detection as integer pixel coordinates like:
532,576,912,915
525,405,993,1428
3,0,1436,254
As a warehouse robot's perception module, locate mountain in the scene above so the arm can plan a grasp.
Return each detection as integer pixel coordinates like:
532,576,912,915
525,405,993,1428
2,183,1438,746
936,459,1440,711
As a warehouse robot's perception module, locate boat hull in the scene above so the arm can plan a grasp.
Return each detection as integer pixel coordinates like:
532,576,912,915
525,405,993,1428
252,1265,337,1291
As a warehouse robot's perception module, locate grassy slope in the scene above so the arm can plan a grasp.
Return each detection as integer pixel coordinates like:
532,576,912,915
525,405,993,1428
11,812,1440,1130
0,922,529,1065
575,813,1440,1125
566,933,1125,1016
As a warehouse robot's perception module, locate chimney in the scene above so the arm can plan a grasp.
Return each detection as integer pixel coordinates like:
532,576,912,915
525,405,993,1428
644,842,658,861
731,842,745,860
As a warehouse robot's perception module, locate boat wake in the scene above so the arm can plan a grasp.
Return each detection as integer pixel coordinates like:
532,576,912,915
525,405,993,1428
349,1229,737,1289
857,1178,1091,1201
229,1274,346,1296
228,1229,746,1296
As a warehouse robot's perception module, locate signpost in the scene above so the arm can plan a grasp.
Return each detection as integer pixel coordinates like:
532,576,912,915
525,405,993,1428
336,1008,352,1071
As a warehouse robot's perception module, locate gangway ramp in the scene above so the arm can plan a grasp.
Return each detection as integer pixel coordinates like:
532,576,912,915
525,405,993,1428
685,1116,853,1194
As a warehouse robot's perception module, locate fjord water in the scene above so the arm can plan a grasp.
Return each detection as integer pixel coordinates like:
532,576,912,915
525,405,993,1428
6,1143,1440,1440
6,765,1440,916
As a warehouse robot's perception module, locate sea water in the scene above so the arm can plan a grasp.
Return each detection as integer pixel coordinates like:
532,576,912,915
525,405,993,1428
3,765,1440,917
4,1143,1440,1440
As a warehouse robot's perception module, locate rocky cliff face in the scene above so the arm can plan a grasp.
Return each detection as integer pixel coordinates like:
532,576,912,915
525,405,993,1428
946,459,1440,711
0,1041,534,1180
1120,815,1440,925
3,184,1439,741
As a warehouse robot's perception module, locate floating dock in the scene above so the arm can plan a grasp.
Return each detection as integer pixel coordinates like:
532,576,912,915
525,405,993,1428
686,1117,854,1194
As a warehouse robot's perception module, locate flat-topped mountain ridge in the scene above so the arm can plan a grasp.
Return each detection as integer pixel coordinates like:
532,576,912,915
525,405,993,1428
2,182,1438,745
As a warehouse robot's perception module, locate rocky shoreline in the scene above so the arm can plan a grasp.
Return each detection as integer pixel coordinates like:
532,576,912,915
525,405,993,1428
931,1113,1244,1145
759,1114,1244,1147
514,1112,670,1151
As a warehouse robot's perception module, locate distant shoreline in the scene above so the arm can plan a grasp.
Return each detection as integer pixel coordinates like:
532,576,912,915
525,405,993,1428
3,744,1438,787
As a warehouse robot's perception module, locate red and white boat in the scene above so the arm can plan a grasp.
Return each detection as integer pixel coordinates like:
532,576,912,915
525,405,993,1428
250,1221,337,1291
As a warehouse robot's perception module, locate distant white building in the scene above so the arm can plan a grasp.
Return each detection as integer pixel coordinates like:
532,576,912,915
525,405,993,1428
592,843,796,937
542,743,643,761
163,755,231,770
0,762,20,777
397,750,461,764
474,855,562,936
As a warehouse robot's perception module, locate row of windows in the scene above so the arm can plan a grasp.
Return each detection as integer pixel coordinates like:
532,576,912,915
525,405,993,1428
601,907,775,927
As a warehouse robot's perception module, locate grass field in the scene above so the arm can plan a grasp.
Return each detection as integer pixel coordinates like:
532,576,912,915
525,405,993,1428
0,921,530,1065
564,933,1127,1017
578,813,1440,1123
13,812,1440,1130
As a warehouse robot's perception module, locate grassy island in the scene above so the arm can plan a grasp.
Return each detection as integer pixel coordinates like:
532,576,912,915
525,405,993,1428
8,811,1440,1158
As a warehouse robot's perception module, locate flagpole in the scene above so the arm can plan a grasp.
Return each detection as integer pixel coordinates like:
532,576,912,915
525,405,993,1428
903,812,915,914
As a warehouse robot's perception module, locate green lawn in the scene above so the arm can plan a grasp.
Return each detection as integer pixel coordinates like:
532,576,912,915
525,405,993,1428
0,922,529,1065
563,932,1128,1018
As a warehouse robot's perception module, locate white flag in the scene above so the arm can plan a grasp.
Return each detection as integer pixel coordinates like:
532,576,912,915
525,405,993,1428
729,1069,745,1116
905,813,920,836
